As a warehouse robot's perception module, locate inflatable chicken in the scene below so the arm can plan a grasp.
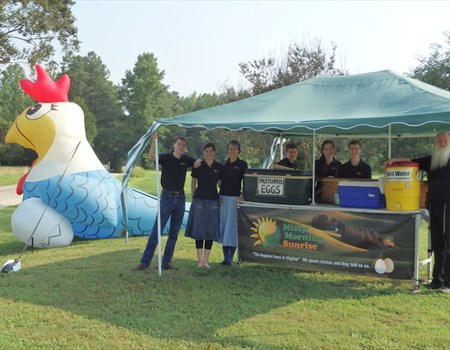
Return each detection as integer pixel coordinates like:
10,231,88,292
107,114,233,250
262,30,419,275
5,65,170,248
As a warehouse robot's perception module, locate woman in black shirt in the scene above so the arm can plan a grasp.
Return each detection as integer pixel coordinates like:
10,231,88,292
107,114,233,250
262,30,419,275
315,140,341,177
185,142,222,268
219,140,248,265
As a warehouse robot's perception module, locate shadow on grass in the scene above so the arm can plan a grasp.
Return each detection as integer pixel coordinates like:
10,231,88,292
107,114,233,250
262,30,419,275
0,242,411,349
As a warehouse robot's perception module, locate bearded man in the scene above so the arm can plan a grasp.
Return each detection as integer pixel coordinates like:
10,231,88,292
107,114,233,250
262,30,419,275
385,132,450,293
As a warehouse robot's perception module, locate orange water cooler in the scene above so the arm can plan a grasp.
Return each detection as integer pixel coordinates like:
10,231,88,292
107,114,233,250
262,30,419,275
384,161,421,211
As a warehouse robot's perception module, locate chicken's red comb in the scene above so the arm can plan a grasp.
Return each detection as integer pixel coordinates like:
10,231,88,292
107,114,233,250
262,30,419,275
20,64,70,103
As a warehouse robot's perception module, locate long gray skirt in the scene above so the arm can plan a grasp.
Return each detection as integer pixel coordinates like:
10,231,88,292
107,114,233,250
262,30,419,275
219,195,239,246
185,198,220,241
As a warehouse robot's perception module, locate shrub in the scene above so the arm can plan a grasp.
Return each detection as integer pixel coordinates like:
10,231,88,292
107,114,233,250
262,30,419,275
130,166,145,178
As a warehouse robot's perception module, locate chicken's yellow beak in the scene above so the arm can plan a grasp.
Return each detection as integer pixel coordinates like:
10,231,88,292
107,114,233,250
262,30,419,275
5,108,55,162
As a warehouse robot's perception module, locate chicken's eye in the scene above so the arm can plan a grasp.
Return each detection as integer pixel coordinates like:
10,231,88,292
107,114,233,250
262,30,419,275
26,103,53,120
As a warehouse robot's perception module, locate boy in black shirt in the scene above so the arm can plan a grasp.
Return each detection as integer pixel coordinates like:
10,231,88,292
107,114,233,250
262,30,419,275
135,132,198,271
274,142,298,170
338,140,371,178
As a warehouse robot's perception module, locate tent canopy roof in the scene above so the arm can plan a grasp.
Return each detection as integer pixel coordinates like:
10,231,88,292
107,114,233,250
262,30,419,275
157,70,450,137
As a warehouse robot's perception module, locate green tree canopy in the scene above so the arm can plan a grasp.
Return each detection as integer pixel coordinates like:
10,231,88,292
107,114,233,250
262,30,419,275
118,52,177,167
0,63,33,124
410,31,450,92
0,63,35,165
239,39,347,95
0,0,79,67
62,52,125,171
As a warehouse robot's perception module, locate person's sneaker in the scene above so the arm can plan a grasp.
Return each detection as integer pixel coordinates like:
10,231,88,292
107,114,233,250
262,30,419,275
163,262,178,270
133,263,147,271
442,286,450,294
424,281,444,290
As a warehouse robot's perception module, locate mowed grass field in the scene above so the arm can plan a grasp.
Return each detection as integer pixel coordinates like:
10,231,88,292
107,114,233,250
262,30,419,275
0,166,29,186
0,168,449,349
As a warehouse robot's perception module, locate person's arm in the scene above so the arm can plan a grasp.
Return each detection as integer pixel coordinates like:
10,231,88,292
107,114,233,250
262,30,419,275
191,176,198,197
273,164,292,170
148,132,158,161
193,159,202,168
366,164,372,179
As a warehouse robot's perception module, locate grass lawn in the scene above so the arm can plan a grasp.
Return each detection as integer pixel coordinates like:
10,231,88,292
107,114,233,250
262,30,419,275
0,166,29,186
0,170,449,349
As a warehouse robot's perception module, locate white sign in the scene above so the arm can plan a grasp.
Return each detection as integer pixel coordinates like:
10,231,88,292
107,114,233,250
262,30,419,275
385,169,413,181
257,177,285,196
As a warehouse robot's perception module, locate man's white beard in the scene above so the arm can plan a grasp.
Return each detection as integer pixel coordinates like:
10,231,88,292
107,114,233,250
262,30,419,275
431,146,450,170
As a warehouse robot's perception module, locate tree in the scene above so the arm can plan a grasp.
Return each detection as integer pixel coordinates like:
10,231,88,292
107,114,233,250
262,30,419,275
0,63,35,165
239,39,347,95
118,53,177,167
410,32,450,91
394,31,450,164
0,0,79,68
62,52,125,171
0,64,33,123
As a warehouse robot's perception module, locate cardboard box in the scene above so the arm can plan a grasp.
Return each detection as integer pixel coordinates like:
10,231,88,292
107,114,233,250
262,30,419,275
338,180,385,209
316,177,339,204
243,169,312,205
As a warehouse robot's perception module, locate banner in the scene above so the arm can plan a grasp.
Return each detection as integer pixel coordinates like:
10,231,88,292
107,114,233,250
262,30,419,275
238,206,418,279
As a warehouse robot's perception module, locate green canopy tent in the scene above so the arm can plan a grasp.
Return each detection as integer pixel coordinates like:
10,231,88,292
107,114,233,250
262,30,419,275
155,70,450,138
120,70,450,268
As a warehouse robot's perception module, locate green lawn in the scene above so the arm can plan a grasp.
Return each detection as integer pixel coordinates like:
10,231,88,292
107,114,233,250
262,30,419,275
0,166,28,186
0,171,449,349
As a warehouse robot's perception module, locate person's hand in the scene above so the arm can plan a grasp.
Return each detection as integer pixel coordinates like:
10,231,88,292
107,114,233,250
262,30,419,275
152,132,158,140
193,159,202,168
383,159,394,168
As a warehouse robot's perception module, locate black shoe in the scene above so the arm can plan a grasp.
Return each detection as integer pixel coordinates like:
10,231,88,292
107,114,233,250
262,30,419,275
163,262,178,270
133,263,147,271
424,281,444,290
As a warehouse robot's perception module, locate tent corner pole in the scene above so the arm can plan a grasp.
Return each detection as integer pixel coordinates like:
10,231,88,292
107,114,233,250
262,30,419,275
155,135,162,276
311,130,316,205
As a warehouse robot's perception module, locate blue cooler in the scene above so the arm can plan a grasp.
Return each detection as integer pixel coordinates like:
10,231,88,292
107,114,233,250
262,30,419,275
338,180,385,209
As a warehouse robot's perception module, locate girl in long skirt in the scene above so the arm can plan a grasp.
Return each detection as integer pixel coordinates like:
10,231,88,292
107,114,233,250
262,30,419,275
185,142,222,268
219,140,248,265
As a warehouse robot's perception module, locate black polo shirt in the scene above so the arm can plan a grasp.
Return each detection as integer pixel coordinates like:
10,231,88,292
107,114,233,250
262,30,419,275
219,157,248,196
277,157,297,169
315,157,342,177
414,155,450,202
159,152,196,191
338,160,372,179
191,160,222,199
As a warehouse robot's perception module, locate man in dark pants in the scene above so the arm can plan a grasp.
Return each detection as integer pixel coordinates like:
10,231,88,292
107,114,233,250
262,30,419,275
385,132,450,293
134,132,198,271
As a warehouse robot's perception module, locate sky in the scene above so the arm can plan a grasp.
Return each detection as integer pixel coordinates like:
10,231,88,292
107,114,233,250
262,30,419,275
72,0,450,97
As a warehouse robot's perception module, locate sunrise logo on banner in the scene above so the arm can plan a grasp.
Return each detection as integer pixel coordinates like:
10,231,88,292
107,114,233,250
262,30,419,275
249,217,281,247
248,217,324,250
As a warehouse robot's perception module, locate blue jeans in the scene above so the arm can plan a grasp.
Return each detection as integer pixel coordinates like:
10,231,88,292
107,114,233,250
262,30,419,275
140,192,186,266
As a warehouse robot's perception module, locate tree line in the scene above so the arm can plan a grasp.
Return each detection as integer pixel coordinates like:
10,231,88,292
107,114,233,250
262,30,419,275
0,1,449,173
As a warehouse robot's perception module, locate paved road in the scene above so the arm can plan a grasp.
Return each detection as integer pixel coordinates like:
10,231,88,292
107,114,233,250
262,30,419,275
0,185,22,208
